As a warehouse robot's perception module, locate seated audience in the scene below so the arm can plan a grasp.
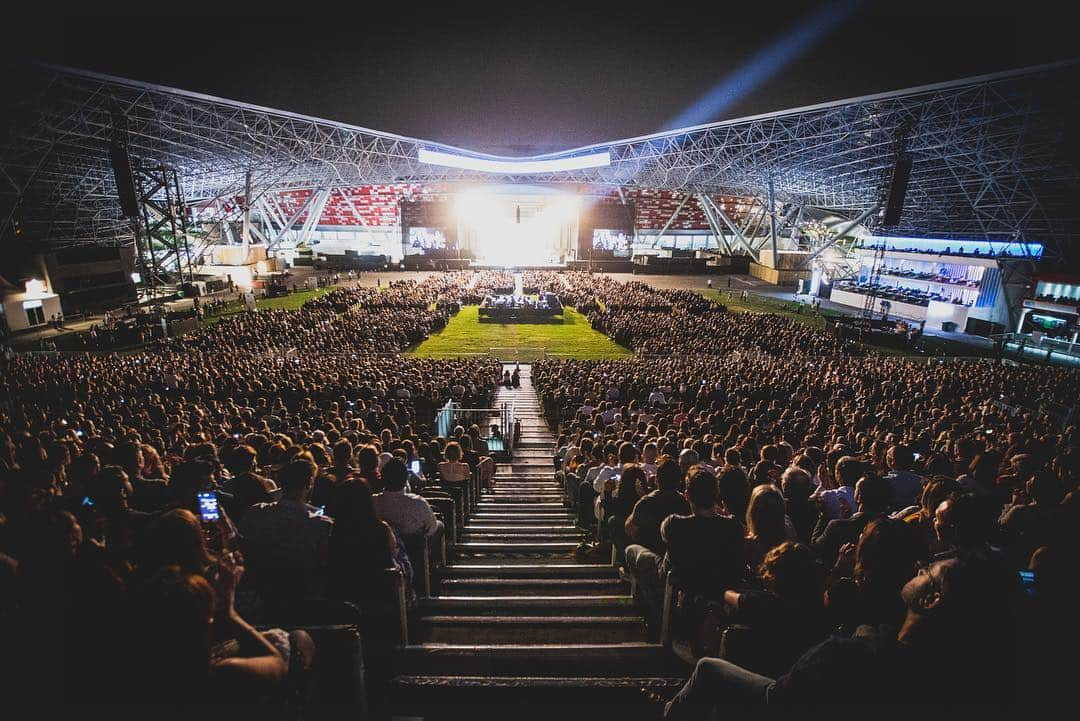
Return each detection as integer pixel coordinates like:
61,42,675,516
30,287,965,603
374,457,443,542
239,456,332,604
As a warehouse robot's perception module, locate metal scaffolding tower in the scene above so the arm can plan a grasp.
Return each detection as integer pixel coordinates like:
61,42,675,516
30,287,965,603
132,163,195,300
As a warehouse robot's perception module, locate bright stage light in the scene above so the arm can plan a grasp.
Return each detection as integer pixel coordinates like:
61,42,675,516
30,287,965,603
231,266,253,290
419,148,610,174
455,188,580,266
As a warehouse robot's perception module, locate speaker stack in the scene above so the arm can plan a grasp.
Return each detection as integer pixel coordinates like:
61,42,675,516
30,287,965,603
881,152,913,228
109,142,139,219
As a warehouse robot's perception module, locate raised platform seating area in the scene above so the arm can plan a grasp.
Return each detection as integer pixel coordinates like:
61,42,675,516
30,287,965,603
834,279,972,307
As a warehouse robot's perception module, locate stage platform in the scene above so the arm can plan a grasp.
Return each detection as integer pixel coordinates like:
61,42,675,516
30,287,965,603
479,294,563,323
470,263,568,270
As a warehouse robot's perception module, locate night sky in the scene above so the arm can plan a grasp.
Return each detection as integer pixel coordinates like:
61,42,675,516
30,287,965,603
9,0,1077,153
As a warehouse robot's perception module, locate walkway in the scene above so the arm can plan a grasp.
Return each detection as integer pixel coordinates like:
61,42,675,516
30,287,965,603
391,364,683,719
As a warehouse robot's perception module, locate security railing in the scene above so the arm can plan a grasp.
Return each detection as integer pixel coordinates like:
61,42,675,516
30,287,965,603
435,401,516,454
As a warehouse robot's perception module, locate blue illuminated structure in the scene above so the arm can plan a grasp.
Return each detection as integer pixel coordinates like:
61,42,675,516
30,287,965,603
862,236,1044,259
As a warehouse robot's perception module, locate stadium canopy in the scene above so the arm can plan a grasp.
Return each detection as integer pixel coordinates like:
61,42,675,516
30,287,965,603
1,60,1076,265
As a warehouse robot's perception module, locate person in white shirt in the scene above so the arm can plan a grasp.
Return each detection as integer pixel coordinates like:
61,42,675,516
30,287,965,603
640,442,659,481
810,455,861,521
648,388,667,407
594,442,640,521
374,457,442,540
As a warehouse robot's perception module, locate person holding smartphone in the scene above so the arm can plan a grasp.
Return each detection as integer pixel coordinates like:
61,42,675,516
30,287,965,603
128,509,295,705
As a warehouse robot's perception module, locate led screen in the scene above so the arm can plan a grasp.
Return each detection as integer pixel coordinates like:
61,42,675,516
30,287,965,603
592,229,631,257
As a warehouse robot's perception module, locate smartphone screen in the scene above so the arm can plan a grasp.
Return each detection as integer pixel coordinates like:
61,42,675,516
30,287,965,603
1018,569,1035,596
410,460,421,475
197,492,220,522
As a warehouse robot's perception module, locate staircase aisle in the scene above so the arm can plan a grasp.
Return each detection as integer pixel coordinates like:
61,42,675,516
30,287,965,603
390,364,686,720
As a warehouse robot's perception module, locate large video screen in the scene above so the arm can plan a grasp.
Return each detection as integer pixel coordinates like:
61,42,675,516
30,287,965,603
592,229,631,257
407,227,448,255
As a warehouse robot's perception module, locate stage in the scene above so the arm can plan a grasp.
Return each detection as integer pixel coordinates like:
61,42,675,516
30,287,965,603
478,293,563,323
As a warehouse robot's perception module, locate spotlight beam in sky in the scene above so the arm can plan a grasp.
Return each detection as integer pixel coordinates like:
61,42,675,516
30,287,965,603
663,0,865,132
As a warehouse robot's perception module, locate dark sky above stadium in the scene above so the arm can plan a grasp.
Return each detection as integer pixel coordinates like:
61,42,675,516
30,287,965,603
12,0,1076,154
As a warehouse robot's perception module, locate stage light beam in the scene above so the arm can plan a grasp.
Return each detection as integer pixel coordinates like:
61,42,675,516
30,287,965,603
663,0,864,132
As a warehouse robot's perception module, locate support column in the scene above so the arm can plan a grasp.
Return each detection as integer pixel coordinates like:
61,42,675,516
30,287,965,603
768,177,778,262
1015,307,1031,334
241,169,252,256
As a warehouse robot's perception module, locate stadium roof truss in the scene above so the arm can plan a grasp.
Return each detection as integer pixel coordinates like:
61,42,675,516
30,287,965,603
1,61,1076,268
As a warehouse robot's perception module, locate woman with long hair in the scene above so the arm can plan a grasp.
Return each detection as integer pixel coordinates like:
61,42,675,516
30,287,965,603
325,480,404,609
745,484,794,572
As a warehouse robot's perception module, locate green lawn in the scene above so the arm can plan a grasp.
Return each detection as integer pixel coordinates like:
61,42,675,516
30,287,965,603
201,286,336,325
255,286,335,311
409,305,633,360
699,289,845,330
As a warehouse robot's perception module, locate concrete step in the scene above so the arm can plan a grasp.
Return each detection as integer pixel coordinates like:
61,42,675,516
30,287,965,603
388,673,684,721
442,563,615,577
467,512,571,520
486,483,561,490
439,577,626,596
476,502,565,509
469,514,576,524
461,532,584,543
456,541,580,553
464,525,580,533
487,486,559,491
480,497,565,504
397,643,677,677
421,595,637,616
419,615,647,644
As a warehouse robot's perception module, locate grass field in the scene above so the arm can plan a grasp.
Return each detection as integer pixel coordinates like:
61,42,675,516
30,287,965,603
201,286,336,325
255,286,335,311
409,305,633,360
699,289,844,330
